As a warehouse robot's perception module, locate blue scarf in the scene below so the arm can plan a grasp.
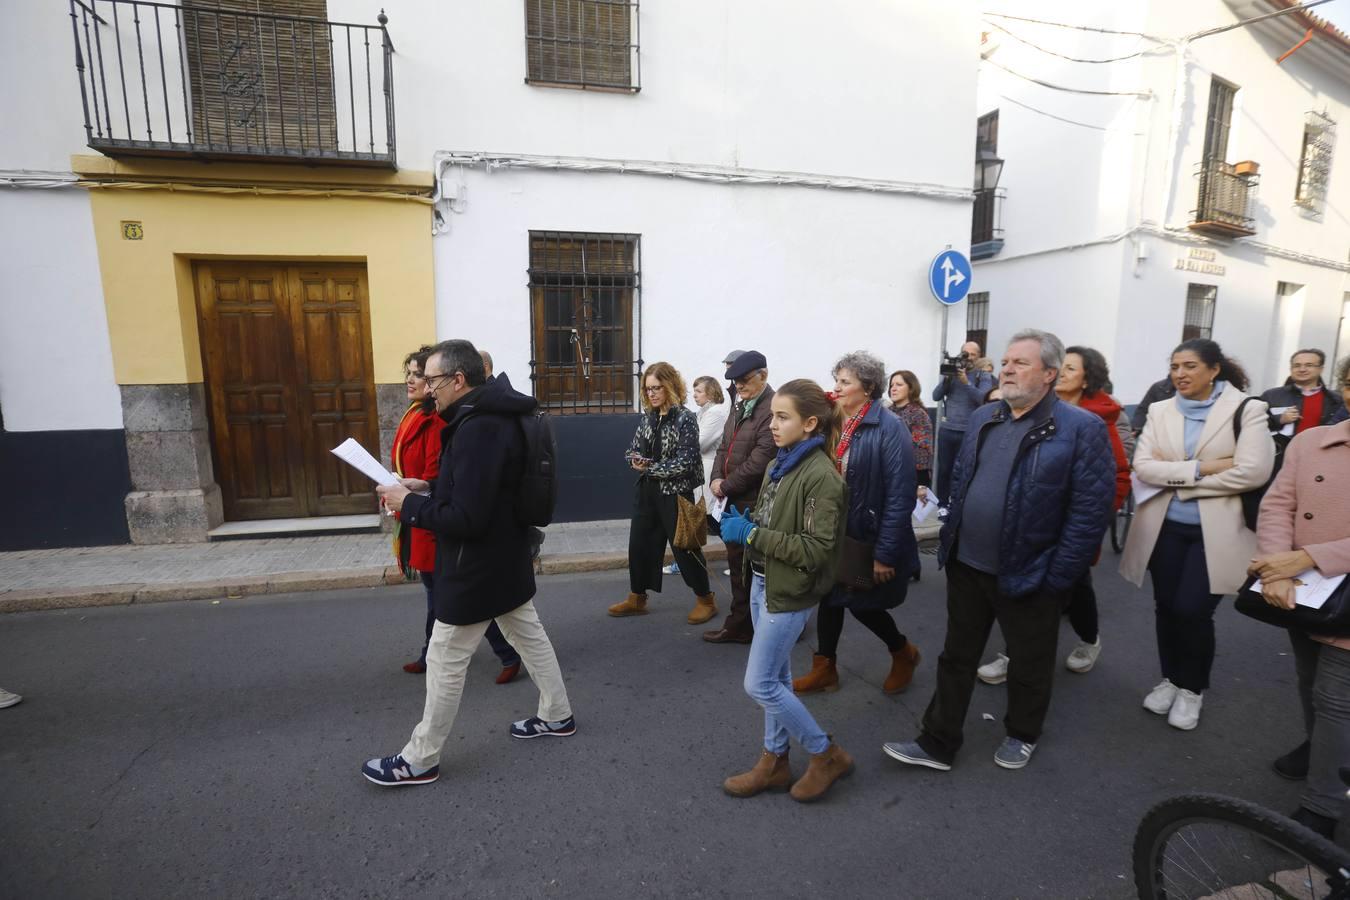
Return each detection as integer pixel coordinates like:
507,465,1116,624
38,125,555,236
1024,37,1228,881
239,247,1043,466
770,436,824,482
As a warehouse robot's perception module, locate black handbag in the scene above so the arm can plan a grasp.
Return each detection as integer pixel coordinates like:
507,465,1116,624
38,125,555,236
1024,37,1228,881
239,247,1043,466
1234,574,1350,636
836,536,875,591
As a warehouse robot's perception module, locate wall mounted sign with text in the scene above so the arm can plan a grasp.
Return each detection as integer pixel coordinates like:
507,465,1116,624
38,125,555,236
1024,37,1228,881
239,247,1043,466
1174,247,1224,276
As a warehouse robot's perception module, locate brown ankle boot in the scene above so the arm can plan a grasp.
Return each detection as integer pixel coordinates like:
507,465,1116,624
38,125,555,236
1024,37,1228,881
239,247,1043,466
790,742,855,803
607,593,648,617
883,643,921,694
687,592,718,625
722,750,791,798
792,654,840,694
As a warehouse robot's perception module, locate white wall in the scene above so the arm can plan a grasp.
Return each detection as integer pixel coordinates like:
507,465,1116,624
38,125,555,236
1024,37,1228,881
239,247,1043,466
0,189,122,431
434,165,970,397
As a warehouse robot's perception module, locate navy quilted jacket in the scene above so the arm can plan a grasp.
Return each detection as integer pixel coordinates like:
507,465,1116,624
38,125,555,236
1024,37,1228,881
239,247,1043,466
938,390,1115,598
827,402,919,610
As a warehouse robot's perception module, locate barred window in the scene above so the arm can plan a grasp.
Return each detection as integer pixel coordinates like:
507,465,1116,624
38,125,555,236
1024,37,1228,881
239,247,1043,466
529,232,641,414
1183,284,1217,341
1295,112,1335,217
965,292,990,352
525,0,640,91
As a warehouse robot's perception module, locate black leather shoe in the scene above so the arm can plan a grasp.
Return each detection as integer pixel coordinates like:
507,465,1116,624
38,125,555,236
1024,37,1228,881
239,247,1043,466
703,628,752,645
1291,805,1336,840
1273,740,1311,781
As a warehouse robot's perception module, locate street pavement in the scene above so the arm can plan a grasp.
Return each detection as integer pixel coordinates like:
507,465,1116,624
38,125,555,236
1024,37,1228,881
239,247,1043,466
0,554,1339,899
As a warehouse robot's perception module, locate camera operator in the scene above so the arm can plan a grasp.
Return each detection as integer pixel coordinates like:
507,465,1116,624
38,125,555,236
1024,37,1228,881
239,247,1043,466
931,340,997,503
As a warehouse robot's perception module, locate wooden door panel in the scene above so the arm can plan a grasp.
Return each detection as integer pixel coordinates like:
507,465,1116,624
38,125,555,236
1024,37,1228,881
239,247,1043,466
287,266,379,516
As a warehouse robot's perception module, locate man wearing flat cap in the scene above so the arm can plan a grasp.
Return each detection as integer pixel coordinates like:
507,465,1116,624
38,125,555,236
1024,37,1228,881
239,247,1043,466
705,350,776,644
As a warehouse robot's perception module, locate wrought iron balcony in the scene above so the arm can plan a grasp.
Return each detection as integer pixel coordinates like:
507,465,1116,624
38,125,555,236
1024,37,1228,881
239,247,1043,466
1190,159,1258,238
970,186,1006,260
67,0,396,168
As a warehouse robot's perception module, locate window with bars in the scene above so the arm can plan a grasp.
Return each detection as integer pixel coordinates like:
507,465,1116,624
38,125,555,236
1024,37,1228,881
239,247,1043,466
525,0,640,91
1295,111,1335,216
529,232,641,414
1202,78,1237,163
1183,284,1218,341
965,292,990,352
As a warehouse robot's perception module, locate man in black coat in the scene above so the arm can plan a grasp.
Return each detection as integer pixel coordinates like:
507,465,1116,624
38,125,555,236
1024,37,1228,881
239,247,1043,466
362,340,574,787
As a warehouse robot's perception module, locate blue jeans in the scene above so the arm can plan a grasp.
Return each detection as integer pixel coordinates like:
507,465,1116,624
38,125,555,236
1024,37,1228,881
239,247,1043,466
745,575,829,756
419,573,519,668
935,426,965,503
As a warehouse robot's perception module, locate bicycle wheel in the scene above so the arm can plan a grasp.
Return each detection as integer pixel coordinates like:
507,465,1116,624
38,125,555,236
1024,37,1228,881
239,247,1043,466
1134,793,1350,900
1112,494,1135,554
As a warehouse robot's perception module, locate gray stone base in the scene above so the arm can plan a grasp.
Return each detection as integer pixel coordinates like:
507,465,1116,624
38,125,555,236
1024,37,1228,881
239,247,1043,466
125,485,224,544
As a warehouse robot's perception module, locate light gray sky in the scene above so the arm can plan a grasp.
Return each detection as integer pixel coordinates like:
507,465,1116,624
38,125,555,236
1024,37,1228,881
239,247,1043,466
1312,0,1350,35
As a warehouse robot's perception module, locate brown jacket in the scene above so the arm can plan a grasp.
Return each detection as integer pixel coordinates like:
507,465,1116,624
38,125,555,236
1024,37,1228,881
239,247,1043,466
1256,420,1350,649
712,385,777,506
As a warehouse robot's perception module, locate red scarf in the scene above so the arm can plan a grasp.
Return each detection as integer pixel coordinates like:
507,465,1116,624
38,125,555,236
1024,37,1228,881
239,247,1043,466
835,401,871,472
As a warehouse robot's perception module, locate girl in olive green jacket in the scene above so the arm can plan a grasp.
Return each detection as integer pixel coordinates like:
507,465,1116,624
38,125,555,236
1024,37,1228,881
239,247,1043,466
717,379,853,803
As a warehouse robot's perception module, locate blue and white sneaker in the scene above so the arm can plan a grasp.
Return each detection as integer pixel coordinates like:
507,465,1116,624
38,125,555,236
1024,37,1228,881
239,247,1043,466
882,740,952,772
510,715,576,739
361,753,439,787
993,737,1037,770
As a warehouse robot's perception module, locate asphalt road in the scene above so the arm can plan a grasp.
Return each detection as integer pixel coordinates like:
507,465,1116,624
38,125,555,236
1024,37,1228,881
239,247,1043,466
0,555,1340,899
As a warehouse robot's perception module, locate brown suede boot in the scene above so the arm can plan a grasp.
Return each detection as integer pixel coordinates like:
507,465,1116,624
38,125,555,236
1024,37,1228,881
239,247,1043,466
883,643,921,694
792,654,840,694
607,593,648,617
687,592,718,625
722,750,792,798
790,742,855,803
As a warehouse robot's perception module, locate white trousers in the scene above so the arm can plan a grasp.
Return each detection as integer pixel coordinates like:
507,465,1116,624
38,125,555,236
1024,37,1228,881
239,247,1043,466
400,600,572,768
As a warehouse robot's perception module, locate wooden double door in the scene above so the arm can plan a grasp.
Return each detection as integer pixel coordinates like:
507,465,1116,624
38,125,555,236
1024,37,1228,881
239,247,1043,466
194,261,380,521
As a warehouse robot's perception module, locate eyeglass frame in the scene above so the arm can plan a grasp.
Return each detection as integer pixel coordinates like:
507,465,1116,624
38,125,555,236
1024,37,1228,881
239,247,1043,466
424,370,463,392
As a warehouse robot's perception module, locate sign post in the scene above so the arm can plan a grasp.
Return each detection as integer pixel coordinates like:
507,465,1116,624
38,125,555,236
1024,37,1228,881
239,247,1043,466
927,248,972,504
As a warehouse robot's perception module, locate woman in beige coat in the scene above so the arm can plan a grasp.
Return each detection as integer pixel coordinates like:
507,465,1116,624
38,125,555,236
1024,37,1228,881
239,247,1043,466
1120,339,1274,730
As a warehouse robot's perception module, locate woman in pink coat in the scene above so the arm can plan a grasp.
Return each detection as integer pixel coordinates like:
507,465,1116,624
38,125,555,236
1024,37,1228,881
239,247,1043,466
1251,417,1350,841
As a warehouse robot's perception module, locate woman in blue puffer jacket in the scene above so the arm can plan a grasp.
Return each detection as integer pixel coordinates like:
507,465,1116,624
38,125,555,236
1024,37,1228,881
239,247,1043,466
794,351,921,695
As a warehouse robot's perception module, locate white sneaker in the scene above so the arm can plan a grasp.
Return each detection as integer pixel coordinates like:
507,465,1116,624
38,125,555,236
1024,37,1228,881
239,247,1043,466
1065,638,1102,674
977,653,1009,685
1143,679,1178,715
662,562,680,575
0,688,21,709
1168,689,1203,730
723,568,731,577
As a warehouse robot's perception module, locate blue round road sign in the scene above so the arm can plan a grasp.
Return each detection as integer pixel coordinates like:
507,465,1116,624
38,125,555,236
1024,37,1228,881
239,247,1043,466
929,250,972,306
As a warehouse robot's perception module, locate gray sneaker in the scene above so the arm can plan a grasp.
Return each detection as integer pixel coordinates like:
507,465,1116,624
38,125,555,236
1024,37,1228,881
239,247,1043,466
0,688,22,709
993,737,1036,770
882,740,952,772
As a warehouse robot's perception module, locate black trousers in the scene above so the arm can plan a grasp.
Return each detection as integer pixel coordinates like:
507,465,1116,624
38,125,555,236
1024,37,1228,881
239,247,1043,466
817,604,906,658
719,541,754,638
918,560,1063,763
1147,520,1222,693
628,478,711,597
1066,570,1099,644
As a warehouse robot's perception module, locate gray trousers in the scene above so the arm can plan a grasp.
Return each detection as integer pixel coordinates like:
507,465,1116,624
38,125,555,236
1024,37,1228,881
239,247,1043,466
1289,629,1350,821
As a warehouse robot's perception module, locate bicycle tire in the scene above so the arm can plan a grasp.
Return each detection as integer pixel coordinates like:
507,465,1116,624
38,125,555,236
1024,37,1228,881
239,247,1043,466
1134,793,1350,900
1111,495,1134,554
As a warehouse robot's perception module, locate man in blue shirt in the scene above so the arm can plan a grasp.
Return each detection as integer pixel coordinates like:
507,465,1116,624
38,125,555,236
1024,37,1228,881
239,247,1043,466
932,340,997,503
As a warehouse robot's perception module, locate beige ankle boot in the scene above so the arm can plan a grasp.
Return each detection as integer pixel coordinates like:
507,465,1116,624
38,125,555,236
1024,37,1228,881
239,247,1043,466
722,749,791,798
687,592,718,625
607,593,648,617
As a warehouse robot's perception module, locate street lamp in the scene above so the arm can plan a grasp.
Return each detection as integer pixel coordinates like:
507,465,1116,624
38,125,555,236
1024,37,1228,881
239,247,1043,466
975,147,1004,192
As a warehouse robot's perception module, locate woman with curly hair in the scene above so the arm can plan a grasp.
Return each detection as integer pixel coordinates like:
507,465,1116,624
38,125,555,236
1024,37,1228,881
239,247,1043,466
608,362,719,625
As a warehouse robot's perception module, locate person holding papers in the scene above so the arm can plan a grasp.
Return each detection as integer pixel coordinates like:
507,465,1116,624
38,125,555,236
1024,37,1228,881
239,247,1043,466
793,352,920,696
1251,413,1350,841
1120,339,1274,731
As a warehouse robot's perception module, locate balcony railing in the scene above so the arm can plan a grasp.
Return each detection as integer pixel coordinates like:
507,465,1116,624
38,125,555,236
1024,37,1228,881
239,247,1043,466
67,0,396,167
1190,159,1258,238
970,187,1006,260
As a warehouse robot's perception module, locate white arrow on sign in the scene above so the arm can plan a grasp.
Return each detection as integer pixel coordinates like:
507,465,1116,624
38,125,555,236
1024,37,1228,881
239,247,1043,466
941,256,966,299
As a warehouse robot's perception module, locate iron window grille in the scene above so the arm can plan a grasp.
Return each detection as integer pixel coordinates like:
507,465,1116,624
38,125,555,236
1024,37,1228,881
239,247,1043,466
1183,284,1217,341
965,292,990,352
528,232,642,415
67,0,396,167
1295,111,1335,217
525,0,640,92
1192,159,1258,237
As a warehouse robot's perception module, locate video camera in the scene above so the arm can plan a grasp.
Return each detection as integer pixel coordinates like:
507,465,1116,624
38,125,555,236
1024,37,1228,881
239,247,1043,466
939,352,974,378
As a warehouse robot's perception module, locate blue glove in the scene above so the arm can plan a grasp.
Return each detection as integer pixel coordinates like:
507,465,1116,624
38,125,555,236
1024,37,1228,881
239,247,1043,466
719,505,756,545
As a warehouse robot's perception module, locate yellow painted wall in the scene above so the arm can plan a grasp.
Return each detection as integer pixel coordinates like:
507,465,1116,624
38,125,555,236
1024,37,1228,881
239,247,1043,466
85,181,434,385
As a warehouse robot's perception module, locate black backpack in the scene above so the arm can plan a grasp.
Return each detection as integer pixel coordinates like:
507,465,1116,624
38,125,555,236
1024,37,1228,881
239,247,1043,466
1232,397,1281,531
515,409,558,527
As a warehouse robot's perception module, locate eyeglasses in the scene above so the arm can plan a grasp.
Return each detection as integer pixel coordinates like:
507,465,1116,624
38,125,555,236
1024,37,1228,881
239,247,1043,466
644,385,665,394
424,371,460,391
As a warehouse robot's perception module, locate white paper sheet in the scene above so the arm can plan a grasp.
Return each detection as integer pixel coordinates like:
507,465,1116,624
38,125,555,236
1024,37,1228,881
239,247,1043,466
1248,569,1347,610
1269,407,1296,438
331,438,401,488
1131,472,1165,505
707,493,729,523
913,492,941,524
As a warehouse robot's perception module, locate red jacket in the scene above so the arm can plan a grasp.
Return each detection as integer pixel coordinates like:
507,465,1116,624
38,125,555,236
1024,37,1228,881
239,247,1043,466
1079,391,1130,511
392,403,442,573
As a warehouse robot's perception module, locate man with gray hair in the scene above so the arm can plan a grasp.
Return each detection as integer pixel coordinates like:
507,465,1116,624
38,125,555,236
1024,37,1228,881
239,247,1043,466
884,329,1114,772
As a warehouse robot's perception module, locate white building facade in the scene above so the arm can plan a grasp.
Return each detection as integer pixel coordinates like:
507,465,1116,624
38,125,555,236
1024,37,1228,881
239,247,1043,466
972,0,1350,405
